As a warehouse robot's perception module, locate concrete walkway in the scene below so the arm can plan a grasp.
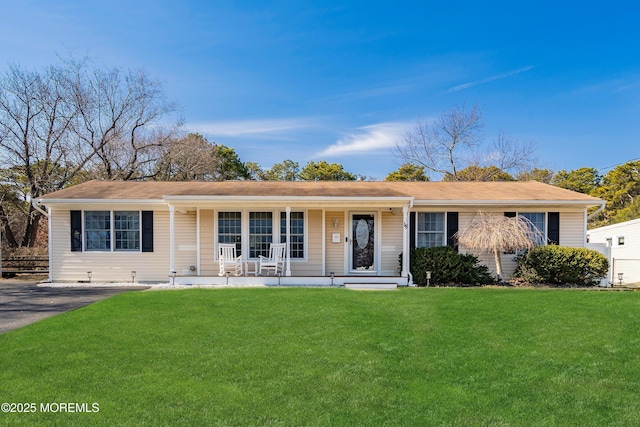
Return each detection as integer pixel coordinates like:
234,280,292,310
0,279,148,334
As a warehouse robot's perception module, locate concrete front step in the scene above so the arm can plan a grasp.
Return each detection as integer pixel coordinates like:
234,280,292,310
344,283,398,291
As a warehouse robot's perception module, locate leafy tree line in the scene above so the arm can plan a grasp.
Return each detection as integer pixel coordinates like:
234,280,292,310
1,59,636,249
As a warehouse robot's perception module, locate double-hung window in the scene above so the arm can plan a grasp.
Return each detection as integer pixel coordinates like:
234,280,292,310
249,212,273,258
114,211,140,250
85,211,111,251
519,212,546,245
85,211,140,251
417,212,445,248
281,211,304,259
218,212,242,253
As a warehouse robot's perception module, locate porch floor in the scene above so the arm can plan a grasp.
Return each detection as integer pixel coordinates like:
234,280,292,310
174,275,409,287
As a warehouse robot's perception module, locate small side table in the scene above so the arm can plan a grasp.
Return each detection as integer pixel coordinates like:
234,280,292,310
245,260,258,276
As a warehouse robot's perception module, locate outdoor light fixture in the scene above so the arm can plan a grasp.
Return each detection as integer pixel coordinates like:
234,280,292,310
333,218,339,228
87,271,92,283
618,272,624,287
426,271,432,287
169,270,177,286
131,270,136,283
225,271,230,285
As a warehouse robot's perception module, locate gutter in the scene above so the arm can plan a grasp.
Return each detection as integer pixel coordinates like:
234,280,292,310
413,199,602,207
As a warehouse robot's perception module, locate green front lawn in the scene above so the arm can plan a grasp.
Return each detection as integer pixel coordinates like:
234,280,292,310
1,288,639,426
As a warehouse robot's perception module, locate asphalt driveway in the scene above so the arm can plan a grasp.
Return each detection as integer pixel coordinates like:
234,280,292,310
0,279,149,334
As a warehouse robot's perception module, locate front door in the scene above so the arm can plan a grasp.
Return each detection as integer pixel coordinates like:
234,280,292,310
350,213,376,273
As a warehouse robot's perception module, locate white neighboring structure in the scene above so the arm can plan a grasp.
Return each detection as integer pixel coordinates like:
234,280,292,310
587,218,640,286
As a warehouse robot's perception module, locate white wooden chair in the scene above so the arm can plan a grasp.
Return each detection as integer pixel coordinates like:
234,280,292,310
218,243,243,276
258,243,286,276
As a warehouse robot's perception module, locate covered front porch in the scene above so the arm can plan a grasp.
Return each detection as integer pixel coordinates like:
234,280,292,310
166,195,414,286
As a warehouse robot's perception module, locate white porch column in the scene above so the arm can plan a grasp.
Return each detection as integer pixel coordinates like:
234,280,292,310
401,205,410,279
196,208,201,276
321,209,326,276
169,205,176,275
285,206,291,276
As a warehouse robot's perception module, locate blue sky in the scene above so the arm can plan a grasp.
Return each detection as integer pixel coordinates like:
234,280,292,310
2,0,639,179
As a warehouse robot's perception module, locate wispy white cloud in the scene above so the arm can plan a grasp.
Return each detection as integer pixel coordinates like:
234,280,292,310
447,65,536,93
573,77,640,95
188,117,320,138
316,122,410,157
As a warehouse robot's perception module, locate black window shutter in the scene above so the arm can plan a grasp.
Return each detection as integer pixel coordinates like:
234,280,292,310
409,212,416,248
70,210,82,252
504,212,517,218
446,212,459,252
142,211,154,252
547,212,560,245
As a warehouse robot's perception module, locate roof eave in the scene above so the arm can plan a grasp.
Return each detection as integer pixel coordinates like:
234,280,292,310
39,198,167,206
413,199,604,207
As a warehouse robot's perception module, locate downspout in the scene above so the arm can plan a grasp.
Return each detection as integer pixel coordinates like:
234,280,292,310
31,199,51,282
169,204,175,277
404,199,414,287
586,202,607,247
587,202,606,221
30,199,48,217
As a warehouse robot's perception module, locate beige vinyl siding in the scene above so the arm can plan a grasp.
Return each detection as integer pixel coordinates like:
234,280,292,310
199,209,216,275
559,210,586,247
325,211,345,275
381,210,402,275
174,211,197,276
289,209,322,276
49,206,170,282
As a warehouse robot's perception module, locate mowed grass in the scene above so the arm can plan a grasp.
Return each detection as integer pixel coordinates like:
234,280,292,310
1,288,640,426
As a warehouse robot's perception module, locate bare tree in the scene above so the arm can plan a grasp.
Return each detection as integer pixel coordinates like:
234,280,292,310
394,103,483,180
485,131,536,175
395,104,535,180
71,65,181,180
0,59,180,248
455,211,543,281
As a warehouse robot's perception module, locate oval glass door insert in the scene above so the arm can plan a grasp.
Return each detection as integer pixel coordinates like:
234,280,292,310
356,218,370,249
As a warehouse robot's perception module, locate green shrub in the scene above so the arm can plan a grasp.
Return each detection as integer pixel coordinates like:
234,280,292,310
514,245,609,286
402,246,494,286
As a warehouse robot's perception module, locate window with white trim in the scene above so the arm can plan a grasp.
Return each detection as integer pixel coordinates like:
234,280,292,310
85,211,140,251
85,211,111,251
249,212,272,258
217,210,306,259
417,212,445,248
218,212,242,253
114,211,140,251
519,212,546,245
281,211,304,258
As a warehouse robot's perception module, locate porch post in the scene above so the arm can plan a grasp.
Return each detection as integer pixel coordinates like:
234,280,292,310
196,208,201,276
285,206,291,276
401,205,410,279
169,204,175,275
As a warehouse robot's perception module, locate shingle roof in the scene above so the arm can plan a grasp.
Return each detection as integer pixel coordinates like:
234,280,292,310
39,180,603,204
